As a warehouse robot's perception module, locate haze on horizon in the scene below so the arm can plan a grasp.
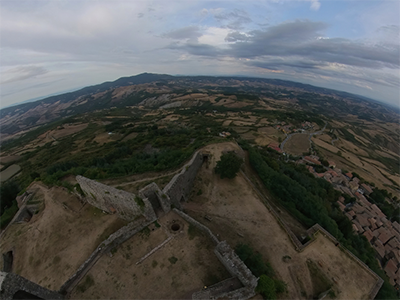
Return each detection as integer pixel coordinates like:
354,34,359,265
1,0,399,108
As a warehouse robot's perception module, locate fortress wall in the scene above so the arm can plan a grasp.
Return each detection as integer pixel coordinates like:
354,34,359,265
163,152,203,208
214,241,258,290
173,208,219,245
60,217,155,295
139,182,171,213
0,272,63,300
76,175,155,221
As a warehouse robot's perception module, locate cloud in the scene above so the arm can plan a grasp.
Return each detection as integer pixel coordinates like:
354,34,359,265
162,26,202,40
214,8,252,30
309,0,321,11
1,65,48,84
173,20,399,70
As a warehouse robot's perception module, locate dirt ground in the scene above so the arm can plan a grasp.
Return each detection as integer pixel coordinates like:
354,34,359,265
284,134,310,155
51,123,88,139
0,182,126,290
185,142,379,300
71,211,230,299
0,164,21,182
0,155,21,164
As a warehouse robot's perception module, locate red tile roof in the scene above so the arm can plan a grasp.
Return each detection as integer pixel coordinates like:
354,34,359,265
345,172,353,179
363,229,374,242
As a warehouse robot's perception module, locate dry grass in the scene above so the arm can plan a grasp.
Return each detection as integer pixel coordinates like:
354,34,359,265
0,164,21,182
71,211,230,299
0,182,126,290
185,142,379,300
0,155,21,164
284,134,310,155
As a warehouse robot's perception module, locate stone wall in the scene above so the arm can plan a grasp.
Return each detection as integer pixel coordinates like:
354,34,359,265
240,170,384,300
173,208,219,245
60,217,155,295
163,152,203,209
172,209,257,300
76,175,156,221
0,271,63,300
139,182,170,214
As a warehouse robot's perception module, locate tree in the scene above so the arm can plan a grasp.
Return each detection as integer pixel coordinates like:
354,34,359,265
214,152,243,179
256,275,277,300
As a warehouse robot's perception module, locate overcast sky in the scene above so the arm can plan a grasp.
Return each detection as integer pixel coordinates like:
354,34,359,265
1,0,399,108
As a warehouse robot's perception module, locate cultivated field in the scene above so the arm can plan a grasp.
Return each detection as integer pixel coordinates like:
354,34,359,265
284,134,310,155
186,142,379,299
0,164,21,182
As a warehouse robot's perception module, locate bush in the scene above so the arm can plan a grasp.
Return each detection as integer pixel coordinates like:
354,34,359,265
214,152,243,179
256,275,277,300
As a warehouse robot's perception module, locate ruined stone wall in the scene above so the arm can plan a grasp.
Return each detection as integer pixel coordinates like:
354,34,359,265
163,152,203,209
76,175,156,221
0,271,63,300
139,182,171,213
60,217,155,295
215,241,258,290
173,208,219,245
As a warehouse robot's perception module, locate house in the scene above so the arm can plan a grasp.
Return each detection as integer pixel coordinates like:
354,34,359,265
360,183,373,196
345,172,353,180
328,161,336,168
304,156,321,165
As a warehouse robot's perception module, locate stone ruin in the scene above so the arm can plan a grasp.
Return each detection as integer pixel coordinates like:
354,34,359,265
76,175,156,221
76,151,205,221
2,150,259,299
0,271,63,300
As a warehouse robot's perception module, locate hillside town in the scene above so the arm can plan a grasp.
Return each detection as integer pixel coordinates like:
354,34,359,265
299,156,400,289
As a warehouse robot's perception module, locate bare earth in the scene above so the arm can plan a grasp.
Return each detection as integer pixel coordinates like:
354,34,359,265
71,211,230,299
0,164,21,182
284,134,310,155
186,142,378,300
0,182,126,290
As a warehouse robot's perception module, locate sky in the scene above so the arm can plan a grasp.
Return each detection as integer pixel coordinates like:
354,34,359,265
1,0,399,108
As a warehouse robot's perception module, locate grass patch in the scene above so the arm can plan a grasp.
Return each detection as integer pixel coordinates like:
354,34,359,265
139,226,150,239
52,256,61,264
134,196,145,209
76,275,95,293
168,256,178,264
188,223,203,240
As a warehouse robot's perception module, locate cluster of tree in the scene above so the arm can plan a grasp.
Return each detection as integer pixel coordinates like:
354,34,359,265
245,145,398,299
214,152,243,179
368,188,400,223
235,243,286,299
0,180,21,228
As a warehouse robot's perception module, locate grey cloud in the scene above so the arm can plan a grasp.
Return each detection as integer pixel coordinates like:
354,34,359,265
173,20,399,70
167,42,220,57
214,9,252,30
162,26,202,40
225,31,249,42
247,59,327,70
1,66,48,84
137,13,144,18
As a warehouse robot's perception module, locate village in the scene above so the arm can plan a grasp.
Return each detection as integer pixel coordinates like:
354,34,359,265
296,155,399,289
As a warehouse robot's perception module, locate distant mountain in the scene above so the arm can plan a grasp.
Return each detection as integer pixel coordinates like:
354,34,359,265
1,73,398,142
